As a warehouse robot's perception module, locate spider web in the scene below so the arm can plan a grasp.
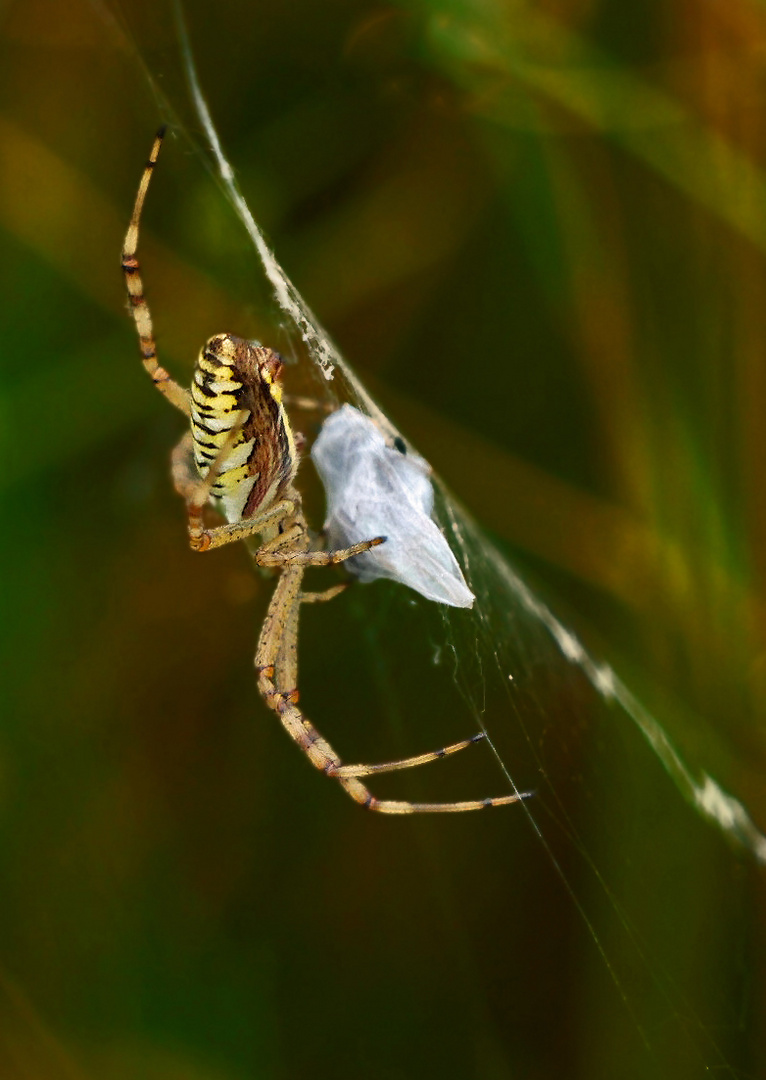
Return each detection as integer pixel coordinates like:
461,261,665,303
98,1,762,1074
158,0,766,861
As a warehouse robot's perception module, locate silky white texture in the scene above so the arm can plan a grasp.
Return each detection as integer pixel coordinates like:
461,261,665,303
311,405,475,608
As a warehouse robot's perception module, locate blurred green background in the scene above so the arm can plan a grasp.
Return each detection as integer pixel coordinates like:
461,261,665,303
1,0,765,1076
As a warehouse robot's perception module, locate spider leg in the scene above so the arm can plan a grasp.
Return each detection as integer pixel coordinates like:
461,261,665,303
275,692,527,813
188,498,296,553
297,574,491,775
255,567,527,814
255,533,385,568
170,430,198,499
273,586,348,697
122,128,191,417
170,425,296,552
271,585,348,706
327,735,485,778
274,598,300,698
298,585,349,604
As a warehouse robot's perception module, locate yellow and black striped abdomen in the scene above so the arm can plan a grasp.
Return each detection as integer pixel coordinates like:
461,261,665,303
189,335,298,524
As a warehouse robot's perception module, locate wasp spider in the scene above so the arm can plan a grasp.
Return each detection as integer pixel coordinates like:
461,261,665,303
122,128,524,813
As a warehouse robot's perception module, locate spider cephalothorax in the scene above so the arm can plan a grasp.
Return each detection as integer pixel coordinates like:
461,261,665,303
122,127,525,814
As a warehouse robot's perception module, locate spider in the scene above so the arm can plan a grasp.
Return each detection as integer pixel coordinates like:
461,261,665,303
122,127,525,813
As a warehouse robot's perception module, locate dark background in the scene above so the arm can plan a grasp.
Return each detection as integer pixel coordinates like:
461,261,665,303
0,0,764,1077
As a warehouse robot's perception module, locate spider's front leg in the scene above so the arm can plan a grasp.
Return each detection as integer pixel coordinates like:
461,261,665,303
122,127,191,417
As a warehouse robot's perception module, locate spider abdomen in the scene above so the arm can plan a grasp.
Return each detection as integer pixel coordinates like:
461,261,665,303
189,334,298,524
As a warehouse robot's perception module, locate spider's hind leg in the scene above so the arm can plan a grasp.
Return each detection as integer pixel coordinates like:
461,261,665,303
299,584,349,604
326,734,486,779
257,567,528,814
269,689,527,814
